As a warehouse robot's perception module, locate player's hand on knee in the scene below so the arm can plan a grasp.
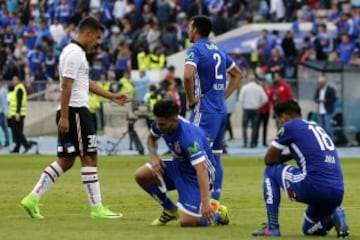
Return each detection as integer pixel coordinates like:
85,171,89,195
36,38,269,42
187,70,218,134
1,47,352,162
150,158,165,175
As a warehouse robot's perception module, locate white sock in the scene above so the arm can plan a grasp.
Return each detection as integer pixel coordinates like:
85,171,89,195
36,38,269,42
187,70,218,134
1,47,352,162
31,161,64,197
81,167,102,207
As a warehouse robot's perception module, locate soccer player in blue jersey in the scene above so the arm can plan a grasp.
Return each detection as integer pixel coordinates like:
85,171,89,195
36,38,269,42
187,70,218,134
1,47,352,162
252,100,350,238
135,100,229,226
183,15,242,210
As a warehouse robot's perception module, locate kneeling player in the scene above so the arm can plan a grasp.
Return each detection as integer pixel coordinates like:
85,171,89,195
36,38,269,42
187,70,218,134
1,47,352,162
135,100,229,227
252,100,349,238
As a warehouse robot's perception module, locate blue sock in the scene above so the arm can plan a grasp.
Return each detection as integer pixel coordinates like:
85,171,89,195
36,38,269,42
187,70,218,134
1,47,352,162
263,168,281,228
143,185,177,210
211,154,223,201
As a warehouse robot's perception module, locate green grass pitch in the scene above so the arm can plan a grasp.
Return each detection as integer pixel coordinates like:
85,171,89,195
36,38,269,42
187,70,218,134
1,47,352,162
0,155,359,240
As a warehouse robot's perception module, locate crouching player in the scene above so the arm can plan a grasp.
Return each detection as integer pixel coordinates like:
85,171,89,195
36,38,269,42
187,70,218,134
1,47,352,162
135,100,229,226
252,100,349,238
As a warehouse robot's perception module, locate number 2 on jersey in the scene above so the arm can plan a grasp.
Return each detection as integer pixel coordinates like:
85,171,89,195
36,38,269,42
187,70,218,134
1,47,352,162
308,125,335,151
213,53,223,80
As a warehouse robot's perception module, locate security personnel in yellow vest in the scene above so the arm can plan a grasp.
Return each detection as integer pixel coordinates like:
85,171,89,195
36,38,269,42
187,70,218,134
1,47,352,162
143,84,162,129
8,75,34,153
89,93,101,134
148,46,166,70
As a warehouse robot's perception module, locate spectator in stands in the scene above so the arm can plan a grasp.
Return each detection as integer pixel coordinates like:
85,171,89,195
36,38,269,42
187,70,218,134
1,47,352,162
337,34,356,63
2,24,17,50
156,0,173,25
49,17,66,45
109,25,126,54
23,18,38,50
231,48,250,73
257,29,277,59
281,30,297,78
147,21,161,53
55,0,72,24
114,41,132,79
187,0,209,19
207,0,225,21
161,24,179,55
311,30,326,60
318,23,333,54
269,0,285,22
266,48,285,75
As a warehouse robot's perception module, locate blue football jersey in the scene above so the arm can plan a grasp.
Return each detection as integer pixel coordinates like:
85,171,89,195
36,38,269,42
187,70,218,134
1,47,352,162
185,39,236,113
272,119,343,189
151,117,216,182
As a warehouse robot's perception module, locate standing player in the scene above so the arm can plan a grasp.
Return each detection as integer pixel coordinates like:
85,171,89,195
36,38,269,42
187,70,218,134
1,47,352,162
252,100,349,238
183,15,242,209
20,17,128,219
135,100,229,226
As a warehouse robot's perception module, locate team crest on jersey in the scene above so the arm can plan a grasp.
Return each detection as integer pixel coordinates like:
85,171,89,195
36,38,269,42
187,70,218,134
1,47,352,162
186,52,195,60
277,127,285,136
174,142,181,154
187,141,199,154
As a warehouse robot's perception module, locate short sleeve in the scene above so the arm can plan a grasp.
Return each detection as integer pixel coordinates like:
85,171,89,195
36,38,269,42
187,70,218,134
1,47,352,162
185,46,199,68
60,49,83,79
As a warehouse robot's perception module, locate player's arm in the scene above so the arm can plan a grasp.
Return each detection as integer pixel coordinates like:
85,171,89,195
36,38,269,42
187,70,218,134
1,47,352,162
89,80,128,105
58,76,74,133
193,161,215,222
147,132,164,174
183,64,199,109
264,145,292,165
224,64,242,100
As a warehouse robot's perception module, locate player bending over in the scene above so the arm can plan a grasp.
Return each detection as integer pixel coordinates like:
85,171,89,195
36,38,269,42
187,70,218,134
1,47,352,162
135,100,229,226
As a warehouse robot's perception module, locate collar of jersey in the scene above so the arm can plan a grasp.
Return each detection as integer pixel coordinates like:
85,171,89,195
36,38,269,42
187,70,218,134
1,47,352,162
70,40,86,52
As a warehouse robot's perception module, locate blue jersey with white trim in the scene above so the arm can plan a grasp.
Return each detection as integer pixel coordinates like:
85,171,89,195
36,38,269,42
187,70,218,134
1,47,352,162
185,39,235,113
272,119,343,189
151,117,216,182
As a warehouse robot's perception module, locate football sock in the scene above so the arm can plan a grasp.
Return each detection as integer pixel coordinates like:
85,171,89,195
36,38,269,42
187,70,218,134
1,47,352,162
263,174,281,228
82,167,102,207
143,185,177,210
211,154,223,201
31,161,64,197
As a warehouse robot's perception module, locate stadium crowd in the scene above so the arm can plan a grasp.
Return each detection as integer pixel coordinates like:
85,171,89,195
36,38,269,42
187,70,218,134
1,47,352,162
0,0,359,94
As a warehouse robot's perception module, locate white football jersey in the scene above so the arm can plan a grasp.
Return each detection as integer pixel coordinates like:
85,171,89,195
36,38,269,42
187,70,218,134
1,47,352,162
58,41,89,108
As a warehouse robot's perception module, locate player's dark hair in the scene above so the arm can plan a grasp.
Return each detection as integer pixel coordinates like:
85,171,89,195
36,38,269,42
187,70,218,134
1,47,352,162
191,15,211,37
274,100,302,117
78,16,104,33
153,100,179,118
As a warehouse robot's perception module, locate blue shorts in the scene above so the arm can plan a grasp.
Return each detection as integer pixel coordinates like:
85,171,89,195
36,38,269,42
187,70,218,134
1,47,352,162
147,159,204,217
266,164,343,218
189,111,226,153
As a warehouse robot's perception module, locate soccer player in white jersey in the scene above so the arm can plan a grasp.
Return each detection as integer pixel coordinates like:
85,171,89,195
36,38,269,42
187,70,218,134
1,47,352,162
20,17,128,219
